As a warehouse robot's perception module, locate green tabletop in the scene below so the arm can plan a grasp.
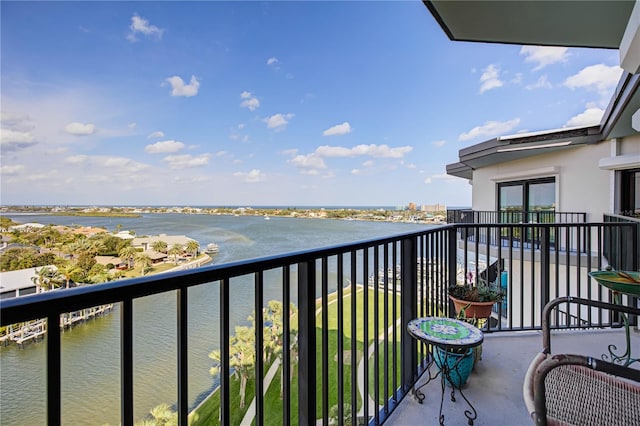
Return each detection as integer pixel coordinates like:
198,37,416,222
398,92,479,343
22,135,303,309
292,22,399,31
408,317,483,349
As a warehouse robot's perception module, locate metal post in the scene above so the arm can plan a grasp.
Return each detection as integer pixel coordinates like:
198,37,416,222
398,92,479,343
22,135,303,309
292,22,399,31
401,237,417,392
540,227,551,315
297,260,316,425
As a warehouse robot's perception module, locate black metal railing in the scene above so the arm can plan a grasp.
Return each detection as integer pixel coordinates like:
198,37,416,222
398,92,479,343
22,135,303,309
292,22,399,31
446,209,587,225
0,221,637,425
604,213,640,271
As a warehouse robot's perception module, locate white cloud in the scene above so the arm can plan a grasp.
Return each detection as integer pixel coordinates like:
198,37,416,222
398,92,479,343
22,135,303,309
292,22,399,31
240,91,260,111
288,153,327,170
520,46,569,70
565,106,604,127
432,140,446,147
128,122,137,130
315,144,412,158
65,155,149,173
64,122,96,135
525,75,552,90
127,14,165,42
351,169,361,175
479,64,503,94
148,131,165,139
458,118,521,141
165,75,200,97
322,122,352,136
0,164,24,175
564,64,623,96
103,156,148,172
163,154,210,169
145,140,185,154
66,155,89,164
423,177,432,184
1,128,37,151
363,160,374,167
267,57,279,66
264,113,294,130
234,169,265,183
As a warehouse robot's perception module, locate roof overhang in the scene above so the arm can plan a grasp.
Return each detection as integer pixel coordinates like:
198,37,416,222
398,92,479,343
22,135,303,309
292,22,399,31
446,126,601,180
423,0,635,49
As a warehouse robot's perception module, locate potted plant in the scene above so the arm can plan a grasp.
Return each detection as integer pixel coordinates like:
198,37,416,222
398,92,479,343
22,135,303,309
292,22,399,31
447,282,505,371
448,282,505,321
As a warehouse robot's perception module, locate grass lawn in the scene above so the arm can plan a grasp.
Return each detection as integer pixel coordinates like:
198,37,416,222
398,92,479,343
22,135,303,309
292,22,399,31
191,286,402,425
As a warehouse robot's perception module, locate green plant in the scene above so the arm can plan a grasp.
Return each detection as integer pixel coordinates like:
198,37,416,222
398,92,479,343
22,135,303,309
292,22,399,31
448,282,505,303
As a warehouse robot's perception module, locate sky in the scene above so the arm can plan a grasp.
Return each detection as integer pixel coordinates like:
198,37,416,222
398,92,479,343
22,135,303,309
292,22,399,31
0,1,623,208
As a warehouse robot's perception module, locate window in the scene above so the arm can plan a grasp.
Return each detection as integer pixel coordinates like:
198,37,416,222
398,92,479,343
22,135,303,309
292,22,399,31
498,177,556,222
620,169,640,217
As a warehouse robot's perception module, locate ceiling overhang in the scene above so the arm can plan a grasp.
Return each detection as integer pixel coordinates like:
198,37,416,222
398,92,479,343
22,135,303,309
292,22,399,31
423,1,635,49
446,127,601,180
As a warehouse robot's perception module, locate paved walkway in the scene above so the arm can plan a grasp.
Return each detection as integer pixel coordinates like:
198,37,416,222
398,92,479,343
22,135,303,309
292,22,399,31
239,358,282,426
356,317,402,419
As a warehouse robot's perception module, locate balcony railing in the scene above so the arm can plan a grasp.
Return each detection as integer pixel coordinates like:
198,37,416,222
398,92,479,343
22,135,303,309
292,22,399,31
446,209,587,225
0,221,638,425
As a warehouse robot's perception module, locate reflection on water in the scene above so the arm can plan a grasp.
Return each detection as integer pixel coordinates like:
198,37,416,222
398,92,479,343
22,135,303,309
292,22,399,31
0,213,428,424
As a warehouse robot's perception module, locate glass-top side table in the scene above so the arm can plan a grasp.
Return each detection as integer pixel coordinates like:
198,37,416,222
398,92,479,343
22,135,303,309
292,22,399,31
407,317,484,426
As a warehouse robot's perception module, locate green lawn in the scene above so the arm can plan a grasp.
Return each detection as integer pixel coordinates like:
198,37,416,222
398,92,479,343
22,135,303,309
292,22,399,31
191,286,402,425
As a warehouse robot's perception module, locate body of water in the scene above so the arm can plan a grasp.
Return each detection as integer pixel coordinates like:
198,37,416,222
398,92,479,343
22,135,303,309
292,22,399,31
0,213,431,425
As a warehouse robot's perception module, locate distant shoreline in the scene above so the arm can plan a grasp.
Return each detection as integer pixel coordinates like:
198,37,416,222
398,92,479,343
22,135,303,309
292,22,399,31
0,204,453,224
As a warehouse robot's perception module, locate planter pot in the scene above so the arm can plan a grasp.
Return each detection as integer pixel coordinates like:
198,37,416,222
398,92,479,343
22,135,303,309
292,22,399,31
449,296,496,320
433,346,474,387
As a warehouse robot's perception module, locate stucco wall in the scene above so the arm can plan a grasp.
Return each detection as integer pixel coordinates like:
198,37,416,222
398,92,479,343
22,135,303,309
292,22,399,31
471,142,612,221
620,133,640,155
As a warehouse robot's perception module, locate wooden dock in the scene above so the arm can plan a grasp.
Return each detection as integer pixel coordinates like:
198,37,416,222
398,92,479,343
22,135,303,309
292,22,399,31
0,304,114,348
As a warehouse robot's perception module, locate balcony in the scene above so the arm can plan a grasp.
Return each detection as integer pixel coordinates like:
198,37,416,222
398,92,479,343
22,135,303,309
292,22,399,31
1,220,638,425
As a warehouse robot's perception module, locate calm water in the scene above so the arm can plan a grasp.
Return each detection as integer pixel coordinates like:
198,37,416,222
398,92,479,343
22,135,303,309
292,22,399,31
0,213,430,425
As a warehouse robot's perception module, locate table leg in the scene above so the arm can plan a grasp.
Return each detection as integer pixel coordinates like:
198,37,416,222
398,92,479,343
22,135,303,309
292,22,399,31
439,349,478,426
412,355,439,403
603,293,639,367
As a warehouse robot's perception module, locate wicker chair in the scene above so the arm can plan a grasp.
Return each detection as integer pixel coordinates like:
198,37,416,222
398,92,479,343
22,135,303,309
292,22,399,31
523,297,640,426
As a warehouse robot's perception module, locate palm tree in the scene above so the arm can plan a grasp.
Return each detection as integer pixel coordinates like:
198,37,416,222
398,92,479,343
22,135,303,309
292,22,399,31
230,325,255,409
185,240,200,258
134,252,152,276
56,262,84,288
31,266,64,293
209,325,256,410
118,246,138,269
168,244,182,265
151,240,168,254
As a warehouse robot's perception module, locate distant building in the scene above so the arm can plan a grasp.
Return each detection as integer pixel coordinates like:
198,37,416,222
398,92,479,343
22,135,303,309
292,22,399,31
9,223,45,232
421,203,446,212
132,234,197,251
407,202,417,210
0,265,56,299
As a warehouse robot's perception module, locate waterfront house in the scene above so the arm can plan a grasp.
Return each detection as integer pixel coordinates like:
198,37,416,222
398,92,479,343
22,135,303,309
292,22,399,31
131,234,197,252
0,265,55,299
1,2,638,425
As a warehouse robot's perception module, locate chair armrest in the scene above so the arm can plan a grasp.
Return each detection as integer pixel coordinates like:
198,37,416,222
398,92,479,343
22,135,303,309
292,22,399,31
523,352,547,422
541,297,640,354
527,353,640,426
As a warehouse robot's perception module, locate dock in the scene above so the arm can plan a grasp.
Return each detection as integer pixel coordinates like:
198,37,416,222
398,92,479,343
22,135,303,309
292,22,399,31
0,304,114,348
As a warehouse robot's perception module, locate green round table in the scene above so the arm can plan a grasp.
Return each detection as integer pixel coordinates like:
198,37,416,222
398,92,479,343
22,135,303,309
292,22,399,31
408,317,484,425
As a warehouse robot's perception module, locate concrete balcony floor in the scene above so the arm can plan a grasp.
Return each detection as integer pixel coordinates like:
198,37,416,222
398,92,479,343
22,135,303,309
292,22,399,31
385,327,640,426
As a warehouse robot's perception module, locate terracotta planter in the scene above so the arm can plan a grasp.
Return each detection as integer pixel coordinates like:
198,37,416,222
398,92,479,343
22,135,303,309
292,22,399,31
449,295,496,319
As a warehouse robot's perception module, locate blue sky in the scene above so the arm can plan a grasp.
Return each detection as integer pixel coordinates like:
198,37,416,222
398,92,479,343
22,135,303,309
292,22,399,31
1,1,622,207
